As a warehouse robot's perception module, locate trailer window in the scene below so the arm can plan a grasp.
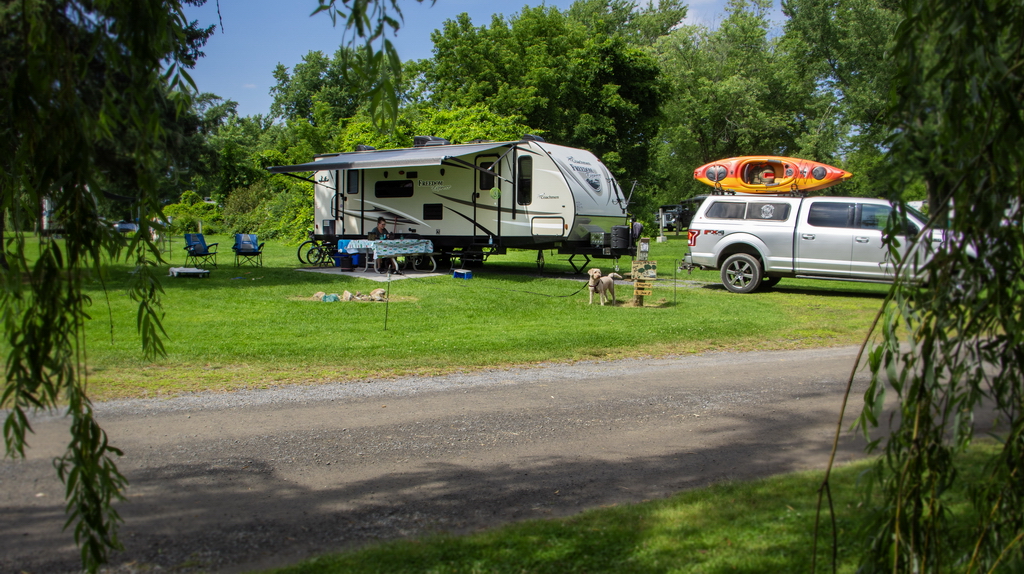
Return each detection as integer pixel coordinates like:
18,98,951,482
478,157,497,191
517,156,533,206
346,170,359,194
808,202,855,228
705,201,746,219
374,180,414,198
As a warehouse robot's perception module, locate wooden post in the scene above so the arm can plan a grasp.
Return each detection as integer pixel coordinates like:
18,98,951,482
632,259,656,306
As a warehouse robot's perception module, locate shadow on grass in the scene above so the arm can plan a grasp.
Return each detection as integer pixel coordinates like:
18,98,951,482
695,282,890,300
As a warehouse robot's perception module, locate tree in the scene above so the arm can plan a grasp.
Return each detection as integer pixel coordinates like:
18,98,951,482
269,47,374,125
2,1,439,570
831,0,1024,571
780,0,901,198
422,4,670,186
1,1,213,570
567,0,687,46
651,0,818,202
313,0,434,128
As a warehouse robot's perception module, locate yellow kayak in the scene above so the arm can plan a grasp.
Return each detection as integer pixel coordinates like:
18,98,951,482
694,156,852,194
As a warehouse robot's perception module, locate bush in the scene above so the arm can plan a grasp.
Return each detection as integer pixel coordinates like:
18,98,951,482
223,181,270,234
256,180,312,242
164,192,223,234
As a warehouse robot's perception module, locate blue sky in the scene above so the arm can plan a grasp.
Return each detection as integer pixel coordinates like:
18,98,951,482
182,0,771,118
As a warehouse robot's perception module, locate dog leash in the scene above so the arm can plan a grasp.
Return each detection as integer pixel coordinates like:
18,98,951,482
457,281,590,298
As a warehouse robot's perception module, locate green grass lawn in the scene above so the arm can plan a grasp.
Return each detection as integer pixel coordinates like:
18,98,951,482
264,441,999,574
70,234,889,400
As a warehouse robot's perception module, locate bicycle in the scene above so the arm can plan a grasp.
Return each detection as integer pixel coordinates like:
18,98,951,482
306,243,337,267
296,232,316,264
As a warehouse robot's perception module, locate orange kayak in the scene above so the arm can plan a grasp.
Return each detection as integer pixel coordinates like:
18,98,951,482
693,156,852,194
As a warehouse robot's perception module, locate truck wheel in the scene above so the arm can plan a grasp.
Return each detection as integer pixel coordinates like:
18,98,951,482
721,253,763,293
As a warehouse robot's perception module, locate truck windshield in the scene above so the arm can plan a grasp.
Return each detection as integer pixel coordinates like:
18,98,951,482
904,205,934,228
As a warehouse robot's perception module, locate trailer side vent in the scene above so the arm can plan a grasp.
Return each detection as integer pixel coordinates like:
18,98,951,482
423,203,443,220
521,134,545,142
413,136,450,147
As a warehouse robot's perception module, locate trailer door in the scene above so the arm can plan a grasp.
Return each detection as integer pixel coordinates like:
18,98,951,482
342,168,360,236
476,155,500,241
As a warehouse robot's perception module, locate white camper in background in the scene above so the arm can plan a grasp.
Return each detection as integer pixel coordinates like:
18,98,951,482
268,135,636,270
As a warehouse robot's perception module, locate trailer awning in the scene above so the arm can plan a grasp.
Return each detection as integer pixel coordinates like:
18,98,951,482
267,141,515,174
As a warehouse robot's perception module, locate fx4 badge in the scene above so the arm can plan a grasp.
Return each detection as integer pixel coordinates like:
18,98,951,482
689,229,723,246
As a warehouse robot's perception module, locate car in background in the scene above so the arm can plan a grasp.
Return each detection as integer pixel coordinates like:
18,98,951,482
677,195,709,230
113,220,139,234
653,205,681,231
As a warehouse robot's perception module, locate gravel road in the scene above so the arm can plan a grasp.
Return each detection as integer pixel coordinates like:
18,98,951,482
2,346,882,573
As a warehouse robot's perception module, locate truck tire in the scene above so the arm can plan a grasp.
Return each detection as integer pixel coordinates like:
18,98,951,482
721,253,763,293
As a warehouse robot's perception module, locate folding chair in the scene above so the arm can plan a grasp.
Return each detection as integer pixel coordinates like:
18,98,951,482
183,233,218,268
232,233,264,267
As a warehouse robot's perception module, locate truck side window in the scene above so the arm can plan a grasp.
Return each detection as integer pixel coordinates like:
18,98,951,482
705,201,746,219
858,204,891,231
745,202,791,221
859,203,921,236
517,156,533,205
807,202,854,228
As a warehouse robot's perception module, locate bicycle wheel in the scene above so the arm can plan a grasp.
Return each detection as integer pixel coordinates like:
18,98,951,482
306,244,323,266
296,240,315,264
313,246,336,267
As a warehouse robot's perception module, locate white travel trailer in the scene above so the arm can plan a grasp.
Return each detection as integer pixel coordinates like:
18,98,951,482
268,135,636,269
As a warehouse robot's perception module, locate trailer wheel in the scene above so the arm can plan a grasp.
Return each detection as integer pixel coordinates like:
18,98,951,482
758,276,782,291
721,253,763,293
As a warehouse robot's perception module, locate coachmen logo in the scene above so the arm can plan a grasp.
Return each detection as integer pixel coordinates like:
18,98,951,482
317,175,331,183
567,156,602,192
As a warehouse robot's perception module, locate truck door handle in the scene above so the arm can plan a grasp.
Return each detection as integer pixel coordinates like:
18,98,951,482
801,234,815,240
855,237,870,243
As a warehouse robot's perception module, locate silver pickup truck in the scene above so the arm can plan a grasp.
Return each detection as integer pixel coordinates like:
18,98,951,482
683,195,938,293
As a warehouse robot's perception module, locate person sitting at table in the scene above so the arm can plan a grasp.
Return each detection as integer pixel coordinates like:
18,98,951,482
368,217,391,241
367,217,400,274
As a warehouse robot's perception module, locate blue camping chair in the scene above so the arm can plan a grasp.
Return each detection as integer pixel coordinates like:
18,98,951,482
232,233,264,267
183,233,218,268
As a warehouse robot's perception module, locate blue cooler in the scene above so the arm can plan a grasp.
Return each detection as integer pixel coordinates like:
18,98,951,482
337,239,359,266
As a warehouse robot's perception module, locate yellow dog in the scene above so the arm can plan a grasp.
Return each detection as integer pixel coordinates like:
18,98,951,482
587,268,623,305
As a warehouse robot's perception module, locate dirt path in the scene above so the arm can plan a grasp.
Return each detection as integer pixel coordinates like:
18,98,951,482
1,347,880,573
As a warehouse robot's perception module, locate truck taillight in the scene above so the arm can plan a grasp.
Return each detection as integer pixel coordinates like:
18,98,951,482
688,229,700,246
